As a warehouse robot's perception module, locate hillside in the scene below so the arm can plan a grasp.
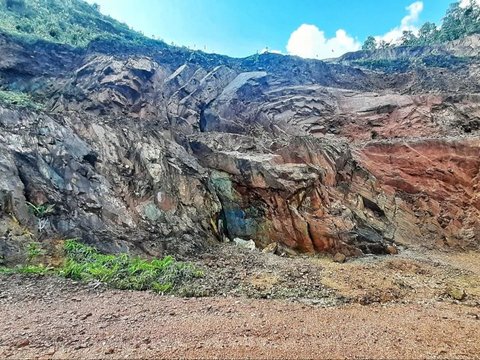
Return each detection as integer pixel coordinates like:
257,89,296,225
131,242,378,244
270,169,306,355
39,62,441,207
0,0,157,47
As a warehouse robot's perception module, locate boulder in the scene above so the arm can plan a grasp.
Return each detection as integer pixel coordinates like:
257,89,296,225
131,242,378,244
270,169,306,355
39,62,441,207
233,238,256,251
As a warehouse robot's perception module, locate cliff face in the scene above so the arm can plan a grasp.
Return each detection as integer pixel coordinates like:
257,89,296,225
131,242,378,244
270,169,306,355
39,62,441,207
0,32,479,263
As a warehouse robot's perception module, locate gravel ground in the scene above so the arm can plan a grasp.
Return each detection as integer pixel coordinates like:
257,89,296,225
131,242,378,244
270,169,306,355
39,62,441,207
1,245,479,359
0,275,479,359
181,244,480,306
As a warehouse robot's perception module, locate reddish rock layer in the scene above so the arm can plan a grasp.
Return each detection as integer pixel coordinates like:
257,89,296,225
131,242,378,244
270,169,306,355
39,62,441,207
357,138,480,248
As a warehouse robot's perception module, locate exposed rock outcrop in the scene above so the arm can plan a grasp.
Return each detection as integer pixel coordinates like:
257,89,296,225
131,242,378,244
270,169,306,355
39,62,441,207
0,31,478,263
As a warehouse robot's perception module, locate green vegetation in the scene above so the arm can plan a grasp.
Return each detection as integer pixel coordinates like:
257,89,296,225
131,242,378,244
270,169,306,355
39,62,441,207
26,241,46,262
0,241,51,275
422,54,468,68
362,36,377,51
362,1,480,49
26,202,55,218
0,0,160,48
0,263,52,275
352,55,469,71
0,89,44,110
1,239,203,294
61,240,202,293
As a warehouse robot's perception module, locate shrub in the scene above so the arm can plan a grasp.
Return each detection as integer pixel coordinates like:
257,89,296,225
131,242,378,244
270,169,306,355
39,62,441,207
422,55,468,68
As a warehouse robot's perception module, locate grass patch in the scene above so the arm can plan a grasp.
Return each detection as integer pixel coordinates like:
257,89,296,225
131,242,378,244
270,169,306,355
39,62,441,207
60,240,202,293
0,264,52,275
0,240,203,294
26,241,46,262
0,89,44,109
0,266,15,275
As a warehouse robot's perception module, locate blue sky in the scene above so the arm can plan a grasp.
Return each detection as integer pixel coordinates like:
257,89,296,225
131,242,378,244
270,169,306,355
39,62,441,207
86,0,455,58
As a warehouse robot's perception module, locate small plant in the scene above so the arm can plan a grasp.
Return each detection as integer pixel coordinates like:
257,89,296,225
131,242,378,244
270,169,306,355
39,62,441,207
26,202,55,218
26,242,46,263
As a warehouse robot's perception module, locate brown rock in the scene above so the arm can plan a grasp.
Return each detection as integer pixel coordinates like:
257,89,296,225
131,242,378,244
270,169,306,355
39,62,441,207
386,245,399,255
16,339,30,348
262,242,278,254
333,253,347,263
447,287,466,301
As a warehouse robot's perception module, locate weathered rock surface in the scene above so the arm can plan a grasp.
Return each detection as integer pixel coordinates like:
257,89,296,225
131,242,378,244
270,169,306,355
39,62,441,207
0,31,478,262
357,138,480,249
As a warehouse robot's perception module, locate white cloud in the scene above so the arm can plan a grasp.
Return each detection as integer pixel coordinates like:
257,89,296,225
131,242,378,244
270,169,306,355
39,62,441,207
460,0,480,7
286,25,361,59
375,1,424,44
260,48,283,55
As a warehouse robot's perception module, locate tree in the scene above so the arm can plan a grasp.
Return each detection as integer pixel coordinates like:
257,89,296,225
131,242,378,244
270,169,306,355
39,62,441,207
458,1,480,36
378,40,391,49
400,30,418,46
418,22,438,43
357,1,480,51
439,1,480,41
362,36,377,51
440,3,465,41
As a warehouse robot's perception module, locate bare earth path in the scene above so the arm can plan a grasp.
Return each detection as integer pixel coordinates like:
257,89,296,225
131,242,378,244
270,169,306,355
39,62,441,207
1,275,479,359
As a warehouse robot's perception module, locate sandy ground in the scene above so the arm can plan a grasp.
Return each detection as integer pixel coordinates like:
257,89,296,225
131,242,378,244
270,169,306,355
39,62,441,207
1,245,480,359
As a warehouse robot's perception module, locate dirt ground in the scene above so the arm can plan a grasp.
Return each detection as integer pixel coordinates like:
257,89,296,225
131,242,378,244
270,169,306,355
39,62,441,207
181,244,480,306
1,244,480,359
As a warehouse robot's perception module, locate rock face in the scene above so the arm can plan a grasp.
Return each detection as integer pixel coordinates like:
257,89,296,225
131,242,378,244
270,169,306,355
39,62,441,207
0,32,478,263
357,138,480,248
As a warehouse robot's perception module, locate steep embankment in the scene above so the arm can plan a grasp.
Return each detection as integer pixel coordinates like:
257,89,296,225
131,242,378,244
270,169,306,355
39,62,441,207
0,27,479,263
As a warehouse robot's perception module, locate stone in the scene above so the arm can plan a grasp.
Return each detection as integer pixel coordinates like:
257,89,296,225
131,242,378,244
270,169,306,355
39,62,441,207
233,238,256,251
333,253,347,263
386,245,399,255
16,339,30,348
262,242,278,254
80,313,92,320
447,287,466,301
